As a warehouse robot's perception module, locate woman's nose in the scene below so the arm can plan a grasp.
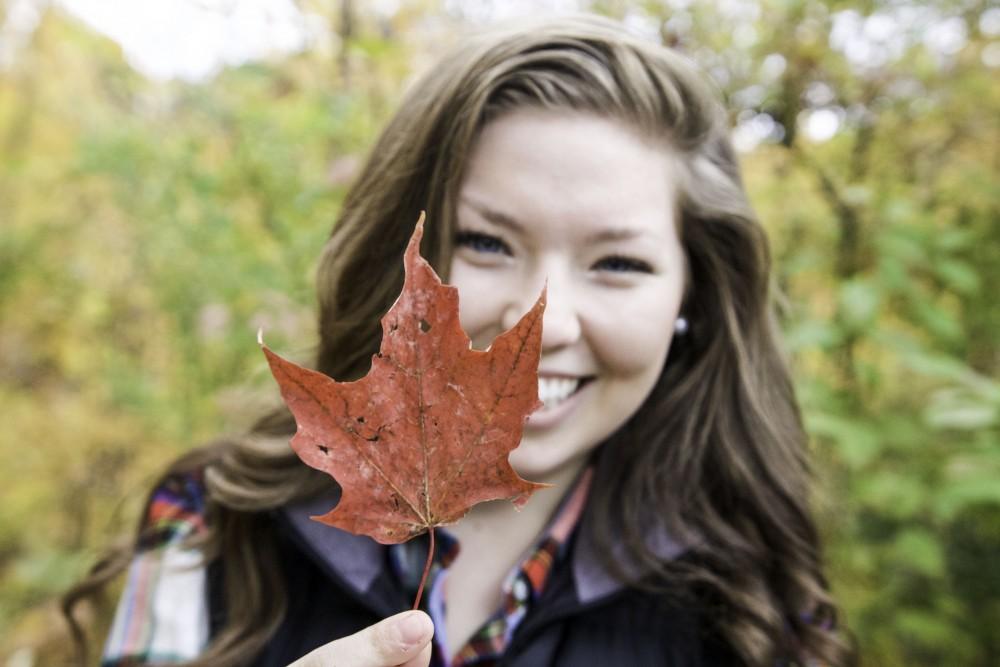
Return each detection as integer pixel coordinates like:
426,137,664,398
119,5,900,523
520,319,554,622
501,273,581,351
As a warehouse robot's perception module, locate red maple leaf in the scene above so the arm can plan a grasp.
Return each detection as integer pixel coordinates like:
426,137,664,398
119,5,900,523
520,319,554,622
260,214,548,607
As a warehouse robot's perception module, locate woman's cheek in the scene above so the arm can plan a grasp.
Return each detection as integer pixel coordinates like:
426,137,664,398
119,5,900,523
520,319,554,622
591,290,680,375
598,326,674,376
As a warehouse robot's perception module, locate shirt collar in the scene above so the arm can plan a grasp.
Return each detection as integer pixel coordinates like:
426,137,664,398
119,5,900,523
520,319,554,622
281,465,688,606
388,465,595,600
281,488,384,597
571,511,687,603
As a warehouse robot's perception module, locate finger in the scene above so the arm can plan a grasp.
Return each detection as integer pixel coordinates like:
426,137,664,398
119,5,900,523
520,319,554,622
290,610,434,667
341,611,434,666
398,639,433,667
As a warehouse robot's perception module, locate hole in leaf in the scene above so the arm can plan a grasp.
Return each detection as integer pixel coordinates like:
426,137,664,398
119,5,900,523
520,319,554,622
419,319,431,333
356,416,365,423
365,434,380,442
318,446,329,454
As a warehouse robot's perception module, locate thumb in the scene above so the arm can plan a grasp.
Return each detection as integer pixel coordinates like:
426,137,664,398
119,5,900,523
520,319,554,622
289,610,434,667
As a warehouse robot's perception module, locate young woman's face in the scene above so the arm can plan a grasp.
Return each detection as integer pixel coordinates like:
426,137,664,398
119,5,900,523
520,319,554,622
449,110,687,485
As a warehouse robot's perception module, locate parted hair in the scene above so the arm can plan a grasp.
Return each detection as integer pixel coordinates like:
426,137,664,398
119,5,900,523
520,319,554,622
65,14,853,666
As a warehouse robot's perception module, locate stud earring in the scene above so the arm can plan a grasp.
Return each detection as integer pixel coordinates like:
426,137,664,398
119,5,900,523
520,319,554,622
674,317,689,335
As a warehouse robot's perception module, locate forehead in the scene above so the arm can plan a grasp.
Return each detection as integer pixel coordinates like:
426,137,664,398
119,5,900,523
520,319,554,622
459,110,681,243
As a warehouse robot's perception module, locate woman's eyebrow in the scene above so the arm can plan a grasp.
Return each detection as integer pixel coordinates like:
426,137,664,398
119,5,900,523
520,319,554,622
583,228,646,244
460,197,524,233
460,196,651,244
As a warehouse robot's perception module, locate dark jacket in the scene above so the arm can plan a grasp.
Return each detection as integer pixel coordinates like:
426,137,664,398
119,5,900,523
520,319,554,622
210,490,742,667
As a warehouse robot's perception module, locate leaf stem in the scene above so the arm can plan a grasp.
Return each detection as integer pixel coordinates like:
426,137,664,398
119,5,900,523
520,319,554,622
412,527,435,610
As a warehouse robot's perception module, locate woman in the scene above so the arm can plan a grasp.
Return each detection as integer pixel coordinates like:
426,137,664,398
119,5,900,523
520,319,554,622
65,14,853,667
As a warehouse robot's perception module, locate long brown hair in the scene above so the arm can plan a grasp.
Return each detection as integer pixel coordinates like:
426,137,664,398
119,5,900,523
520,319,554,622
65,14,853,666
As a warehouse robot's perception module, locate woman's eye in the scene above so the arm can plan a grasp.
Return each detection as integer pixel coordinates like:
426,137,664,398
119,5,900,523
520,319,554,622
593,255,653,273
455,231,512,255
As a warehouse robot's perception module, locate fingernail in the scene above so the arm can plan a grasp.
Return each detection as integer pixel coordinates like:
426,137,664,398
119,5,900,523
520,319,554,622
396,612,432,647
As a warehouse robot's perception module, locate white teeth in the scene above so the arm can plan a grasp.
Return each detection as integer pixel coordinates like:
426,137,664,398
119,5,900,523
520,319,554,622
538,377,580,408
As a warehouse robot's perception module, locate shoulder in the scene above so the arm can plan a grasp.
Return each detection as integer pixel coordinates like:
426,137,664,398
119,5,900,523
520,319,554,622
137,468,209,550
616,587,744,665
537,588,742,666
101,469,212,666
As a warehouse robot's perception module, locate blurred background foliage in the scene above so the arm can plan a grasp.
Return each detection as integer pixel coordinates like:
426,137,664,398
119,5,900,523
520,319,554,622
0,0,997,664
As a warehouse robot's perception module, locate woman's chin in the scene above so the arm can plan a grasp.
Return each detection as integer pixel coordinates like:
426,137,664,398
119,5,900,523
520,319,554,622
509,443,587,487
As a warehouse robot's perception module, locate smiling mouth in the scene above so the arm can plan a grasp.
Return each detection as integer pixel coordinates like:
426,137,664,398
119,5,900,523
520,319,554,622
537,376,595,409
